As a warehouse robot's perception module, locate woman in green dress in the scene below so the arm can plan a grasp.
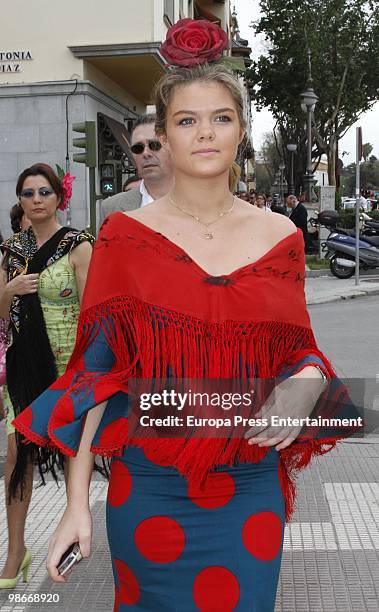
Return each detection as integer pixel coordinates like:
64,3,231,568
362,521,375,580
0,163,94,588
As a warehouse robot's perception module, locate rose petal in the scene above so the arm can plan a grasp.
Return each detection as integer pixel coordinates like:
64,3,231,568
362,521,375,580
160,18,228,66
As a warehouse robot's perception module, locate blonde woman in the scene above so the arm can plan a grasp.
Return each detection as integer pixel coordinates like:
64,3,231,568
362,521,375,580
12,21,354,611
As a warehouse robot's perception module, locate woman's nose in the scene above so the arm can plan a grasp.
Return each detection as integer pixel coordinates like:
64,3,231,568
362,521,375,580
198,122,215,140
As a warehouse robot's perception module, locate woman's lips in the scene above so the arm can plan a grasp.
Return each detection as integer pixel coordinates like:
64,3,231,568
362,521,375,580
192,149,219,156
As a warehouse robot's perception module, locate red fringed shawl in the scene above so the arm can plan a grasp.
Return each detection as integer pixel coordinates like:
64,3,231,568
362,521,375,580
13,212,355,522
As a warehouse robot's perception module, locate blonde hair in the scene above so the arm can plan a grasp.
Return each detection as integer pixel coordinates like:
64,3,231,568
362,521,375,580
154,63,246,192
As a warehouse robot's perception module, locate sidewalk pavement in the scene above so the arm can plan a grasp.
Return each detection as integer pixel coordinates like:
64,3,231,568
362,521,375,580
305,275,379,305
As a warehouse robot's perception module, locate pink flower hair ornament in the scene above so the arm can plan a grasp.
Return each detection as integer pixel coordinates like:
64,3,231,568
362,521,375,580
55,165,76,211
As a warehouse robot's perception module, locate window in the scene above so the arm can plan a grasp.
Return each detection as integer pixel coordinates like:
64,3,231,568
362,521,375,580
164,0,175,25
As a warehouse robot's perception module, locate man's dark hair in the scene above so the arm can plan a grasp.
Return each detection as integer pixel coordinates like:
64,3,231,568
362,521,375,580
122,175,141,191
131,113,156,136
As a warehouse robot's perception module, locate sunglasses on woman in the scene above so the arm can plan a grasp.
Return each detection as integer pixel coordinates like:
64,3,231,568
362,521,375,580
130,140,162,155
20,188,54,199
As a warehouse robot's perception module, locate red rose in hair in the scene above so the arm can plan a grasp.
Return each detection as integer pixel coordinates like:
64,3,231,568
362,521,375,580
160,18,228,67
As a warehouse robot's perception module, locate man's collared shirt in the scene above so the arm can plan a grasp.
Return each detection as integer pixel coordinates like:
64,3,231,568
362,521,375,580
140,180,154,207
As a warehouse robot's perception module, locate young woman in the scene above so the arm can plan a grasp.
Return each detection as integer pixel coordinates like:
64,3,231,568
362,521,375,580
0,163,94,588
256,193,272,212
11,22,356,611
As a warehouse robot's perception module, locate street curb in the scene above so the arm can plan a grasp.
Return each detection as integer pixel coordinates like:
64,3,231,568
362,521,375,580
306,287,379,305
306,269,332,278
306,269,379,278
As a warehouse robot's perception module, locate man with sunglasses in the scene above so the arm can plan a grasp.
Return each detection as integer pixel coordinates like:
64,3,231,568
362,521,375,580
99,114,173,224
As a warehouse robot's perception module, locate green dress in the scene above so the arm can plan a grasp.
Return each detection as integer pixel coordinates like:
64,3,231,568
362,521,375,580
3,253,80,434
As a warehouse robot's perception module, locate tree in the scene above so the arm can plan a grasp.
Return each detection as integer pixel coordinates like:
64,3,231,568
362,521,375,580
247,0,379,189
260,131,282,182
362,142,373,161
341,157,379,195
255,162,272,194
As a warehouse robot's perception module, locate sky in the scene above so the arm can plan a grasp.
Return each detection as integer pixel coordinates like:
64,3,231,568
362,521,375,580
234,0,379,163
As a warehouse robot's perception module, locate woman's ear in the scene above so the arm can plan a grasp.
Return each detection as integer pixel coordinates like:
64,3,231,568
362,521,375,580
239,128,246,145
160,134,169,150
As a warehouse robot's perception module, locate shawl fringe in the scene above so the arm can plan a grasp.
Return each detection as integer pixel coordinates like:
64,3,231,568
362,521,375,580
14,295,351,522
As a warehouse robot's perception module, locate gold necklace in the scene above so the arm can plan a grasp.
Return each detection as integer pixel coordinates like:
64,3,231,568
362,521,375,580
168,194,235,240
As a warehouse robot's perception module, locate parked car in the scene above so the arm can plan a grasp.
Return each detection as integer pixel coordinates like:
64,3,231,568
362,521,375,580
341,198,357,210
341,197,371,211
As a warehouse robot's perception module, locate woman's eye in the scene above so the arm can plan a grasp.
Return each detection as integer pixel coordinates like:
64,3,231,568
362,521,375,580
179,117,195,126
215,115,231,122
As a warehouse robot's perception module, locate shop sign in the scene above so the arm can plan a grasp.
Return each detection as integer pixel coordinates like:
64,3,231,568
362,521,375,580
0,50,33,73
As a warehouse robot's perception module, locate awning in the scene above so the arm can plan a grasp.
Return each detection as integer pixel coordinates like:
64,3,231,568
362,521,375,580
69,43,166,104
101,114,134,165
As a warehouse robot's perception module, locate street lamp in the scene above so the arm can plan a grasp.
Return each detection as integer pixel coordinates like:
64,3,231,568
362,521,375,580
279,163,286,205
286,143,297,195
300,49,318,203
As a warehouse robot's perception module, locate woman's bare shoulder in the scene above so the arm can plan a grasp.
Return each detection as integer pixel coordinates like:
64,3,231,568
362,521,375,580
237,200,297,242
268,211,298,241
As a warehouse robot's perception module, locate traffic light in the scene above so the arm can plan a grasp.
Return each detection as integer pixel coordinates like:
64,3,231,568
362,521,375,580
100,162,117,197
72,121,96,167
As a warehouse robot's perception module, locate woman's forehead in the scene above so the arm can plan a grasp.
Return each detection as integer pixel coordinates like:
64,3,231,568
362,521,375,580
169,81,236,112
22,175,51,187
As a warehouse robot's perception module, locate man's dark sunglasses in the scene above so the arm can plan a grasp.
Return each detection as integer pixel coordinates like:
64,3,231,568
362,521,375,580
130,140,162,155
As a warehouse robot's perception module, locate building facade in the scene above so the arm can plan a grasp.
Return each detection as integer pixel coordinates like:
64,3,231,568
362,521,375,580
0,0,251,236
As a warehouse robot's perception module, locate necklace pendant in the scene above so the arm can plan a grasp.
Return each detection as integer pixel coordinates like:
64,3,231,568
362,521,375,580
203,232,214,240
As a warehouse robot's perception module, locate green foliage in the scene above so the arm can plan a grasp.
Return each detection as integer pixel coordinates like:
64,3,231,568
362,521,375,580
337,209,379,228
255,163,272,194
338,210,357,228
260,131,283,179
55,164,65,179
306,255,329,269
247,1,379,186
341,157,379,195
362,142,374,161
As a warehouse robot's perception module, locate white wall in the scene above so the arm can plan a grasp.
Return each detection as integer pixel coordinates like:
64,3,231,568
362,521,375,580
0,0,156,85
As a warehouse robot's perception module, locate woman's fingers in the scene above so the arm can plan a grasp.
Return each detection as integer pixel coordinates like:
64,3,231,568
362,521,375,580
46,538,72,583
78,532,91,558
251,430,286,446
275,435,298,451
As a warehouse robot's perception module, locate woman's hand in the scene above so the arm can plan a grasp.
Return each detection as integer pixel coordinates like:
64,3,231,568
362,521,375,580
6,271,39,296
245,366,327,451
46,504,92,583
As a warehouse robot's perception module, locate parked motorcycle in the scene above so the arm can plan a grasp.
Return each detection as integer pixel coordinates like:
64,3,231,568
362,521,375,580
314,210,379,279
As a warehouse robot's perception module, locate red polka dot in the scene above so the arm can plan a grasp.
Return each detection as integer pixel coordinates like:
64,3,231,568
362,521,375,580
141,445,174,467
107,461,132,507
135,516,185,563
193,566,240,611
113,558,140,607
51,394,75,428
97,417,128,449
242,511,283,561
188,472,235,509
